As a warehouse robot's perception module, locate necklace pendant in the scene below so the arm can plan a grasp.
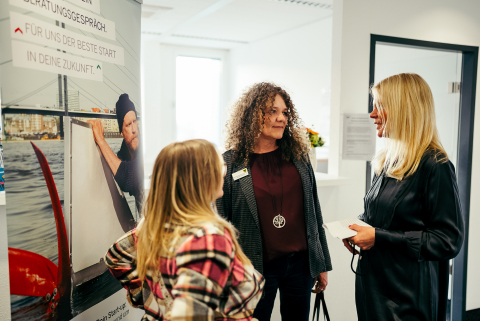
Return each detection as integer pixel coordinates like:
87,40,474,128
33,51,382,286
273,214,286,228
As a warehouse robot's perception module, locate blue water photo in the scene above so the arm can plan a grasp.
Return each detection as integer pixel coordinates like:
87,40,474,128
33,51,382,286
5,139,137,320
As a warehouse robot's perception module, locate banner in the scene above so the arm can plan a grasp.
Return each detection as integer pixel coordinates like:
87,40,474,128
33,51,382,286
9,0,116,40
12,40,104,81
0,0,144,319
10,11,124,65
66,0,101,15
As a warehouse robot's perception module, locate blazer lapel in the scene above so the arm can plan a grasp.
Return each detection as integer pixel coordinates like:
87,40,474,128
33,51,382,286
374,175,414,229
233,161,260,230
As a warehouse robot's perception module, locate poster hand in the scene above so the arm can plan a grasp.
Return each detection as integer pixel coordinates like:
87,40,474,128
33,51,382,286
87,120,105,145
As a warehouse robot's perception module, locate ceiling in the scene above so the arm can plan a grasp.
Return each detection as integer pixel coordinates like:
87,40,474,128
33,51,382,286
141,0,333,49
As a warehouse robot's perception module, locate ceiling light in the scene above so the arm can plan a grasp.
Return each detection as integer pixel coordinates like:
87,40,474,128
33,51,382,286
171,34,248,44
268,0,332,9
141,31,248,44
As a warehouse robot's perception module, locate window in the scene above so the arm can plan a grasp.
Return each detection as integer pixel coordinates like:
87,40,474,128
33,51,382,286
175,56,222,146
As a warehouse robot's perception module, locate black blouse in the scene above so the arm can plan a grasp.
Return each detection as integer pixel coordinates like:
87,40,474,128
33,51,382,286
356,150,464,321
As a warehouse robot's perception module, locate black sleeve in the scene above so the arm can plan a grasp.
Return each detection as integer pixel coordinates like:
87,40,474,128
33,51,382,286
308,159,332,272
375,161,464,261
114,157,144,199
216,152,232,222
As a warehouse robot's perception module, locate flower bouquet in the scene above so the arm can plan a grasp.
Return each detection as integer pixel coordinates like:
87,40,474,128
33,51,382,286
306,127,324,148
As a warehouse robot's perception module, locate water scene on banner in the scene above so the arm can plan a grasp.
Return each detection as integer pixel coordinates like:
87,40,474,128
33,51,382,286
5,139,137,320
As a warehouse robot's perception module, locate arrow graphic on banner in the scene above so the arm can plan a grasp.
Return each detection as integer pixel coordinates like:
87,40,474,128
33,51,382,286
97,65,101,70
15,27,23,34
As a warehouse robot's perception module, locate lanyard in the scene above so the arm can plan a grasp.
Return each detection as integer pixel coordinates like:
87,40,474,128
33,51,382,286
350,244,369,276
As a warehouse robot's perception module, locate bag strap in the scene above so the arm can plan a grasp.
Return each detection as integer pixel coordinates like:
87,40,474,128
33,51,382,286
312,292,330,321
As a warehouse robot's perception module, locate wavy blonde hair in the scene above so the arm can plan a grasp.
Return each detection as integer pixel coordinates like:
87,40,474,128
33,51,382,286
136,139,251,281
224,82,310,164
371,73,447,180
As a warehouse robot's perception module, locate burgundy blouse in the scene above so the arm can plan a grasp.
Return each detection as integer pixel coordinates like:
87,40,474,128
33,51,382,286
250,148,308,262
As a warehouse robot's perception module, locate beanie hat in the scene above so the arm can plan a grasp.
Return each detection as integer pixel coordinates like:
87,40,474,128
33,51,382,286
116,94,136,133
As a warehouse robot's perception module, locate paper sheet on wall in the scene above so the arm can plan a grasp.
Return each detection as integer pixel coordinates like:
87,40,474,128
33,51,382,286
342,113,376,160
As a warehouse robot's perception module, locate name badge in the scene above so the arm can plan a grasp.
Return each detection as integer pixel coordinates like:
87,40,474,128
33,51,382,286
232,168,249,181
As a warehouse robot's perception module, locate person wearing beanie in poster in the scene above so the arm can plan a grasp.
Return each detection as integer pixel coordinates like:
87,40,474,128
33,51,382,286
88,94,144,212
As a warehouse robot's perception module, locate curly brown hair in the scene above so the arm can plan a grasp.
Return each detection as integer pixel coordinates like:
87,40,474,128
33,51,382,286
224,82,310,164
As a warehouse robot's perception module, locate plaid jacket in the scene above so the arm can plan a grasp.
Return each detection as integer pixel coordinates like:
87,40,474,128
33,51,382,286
105,222,264,321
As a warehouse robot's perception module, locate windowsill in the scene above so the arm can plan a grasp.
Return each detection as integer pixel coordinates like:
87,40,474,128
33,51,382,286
314,172,354,187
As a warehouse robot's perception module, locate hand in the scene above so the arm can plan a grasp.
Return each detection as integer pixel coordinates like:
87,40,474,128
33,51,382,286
87,119,105,145
347,224,375,251
312,272,328,293
342,239,359,255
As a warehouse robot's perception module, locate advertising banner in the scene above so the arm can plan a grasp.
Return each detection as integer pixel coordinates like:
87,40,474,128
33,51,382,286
10,11,124,65
9,0,116,40
0,0,144,319
66,0,101,15
12,40,104,81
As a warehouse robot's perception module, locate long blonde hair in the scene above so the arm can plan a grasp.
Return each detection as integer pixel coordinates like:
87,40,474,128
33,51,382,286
371,73,447,180
137,139,251,281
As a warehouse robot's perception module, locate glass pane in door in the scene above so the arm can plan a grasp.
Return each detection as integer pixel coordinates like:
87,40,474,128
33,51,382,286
374,44,462,168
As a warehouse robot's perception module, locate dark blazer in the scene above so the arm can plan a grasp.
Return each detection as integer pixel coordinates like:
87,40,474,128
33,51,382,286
216,150,332,278
356,150,464,321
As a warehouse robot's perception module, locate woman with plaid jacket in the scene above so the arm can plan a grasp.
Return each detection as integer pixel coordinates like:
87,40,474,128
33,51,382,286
105,139,264,321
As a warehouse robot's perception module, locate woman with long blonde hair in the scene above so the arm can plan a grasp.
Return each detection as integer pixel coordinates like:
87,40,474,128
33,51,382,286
344,73,464,320
105,139,264,320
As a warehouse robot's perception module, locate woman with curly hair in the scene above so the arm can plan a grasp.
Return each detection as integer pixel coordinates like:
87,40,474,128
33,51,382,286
216,82,332,320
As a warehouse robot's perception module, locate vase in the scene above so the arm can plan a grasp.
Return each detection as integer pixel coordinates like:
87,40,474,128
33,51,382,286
309,147,317,172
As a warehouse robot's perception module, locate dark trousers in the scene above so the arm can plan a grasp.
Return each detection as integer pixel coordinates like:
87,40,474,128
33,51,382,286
253,251,313,321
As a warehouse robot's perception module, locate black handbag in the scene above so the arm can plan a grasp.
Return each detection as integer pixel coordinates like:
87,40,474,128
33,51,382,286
312,291,330,321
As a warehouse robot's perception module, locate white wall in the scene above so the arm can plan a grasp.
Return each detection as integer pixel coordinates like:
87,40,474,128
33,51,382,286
227,17,333,159
142,40,164,176
329,0,480,315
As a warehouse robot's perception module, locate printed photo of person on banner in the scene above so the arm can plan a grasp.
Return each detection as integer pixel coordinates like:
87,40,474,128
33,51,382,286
88,94,144,213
